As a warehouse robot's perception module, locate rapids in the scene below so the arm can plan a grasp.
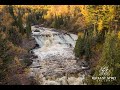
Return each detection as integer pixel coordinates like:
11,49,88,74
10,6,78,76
31,26,78,61
28,26,88,85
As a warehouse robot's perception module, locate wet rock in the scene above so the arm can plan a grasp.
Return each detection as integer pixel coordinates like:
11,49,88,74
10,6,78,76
29,50,34,54
32,55,38,59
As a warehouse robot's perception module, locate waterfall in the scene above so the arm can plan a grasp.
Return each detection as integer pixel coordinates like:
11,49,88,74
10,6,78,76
69,34,78,41
29,26,87,85
62,34,75,47
59,34,66,43
54,35,64,44
35,36,42,47
31,26,78,61
68,34,75,41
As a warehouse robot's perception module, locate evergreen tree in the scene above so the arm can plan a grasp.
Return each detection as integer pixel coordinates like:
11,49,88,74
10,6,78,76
91,31,118,85
8,27,22,46
84,29,93,61
74,35,84,59
59,15,64,26
7,5,18,27
17,10,24,35
26,15,31,38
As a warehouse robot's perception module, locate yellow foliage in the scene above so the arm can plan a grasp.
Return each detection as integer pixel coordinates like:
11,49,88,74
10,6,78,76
14,56,21,66
1,12,14,30
118,31,120,39
79,5,90,24
0,32,6,39
78,32,83,37
97,20,103,32
24,68,30,74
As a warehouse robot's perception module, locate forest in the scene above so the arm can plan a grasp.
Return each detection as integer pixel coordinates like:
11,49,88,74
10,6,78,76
0,5,120,85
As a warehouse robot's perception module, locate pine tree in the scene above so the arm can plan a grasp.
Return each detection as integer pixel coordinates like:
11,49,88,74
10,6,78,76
113,34,120,85
26,15,31,38
74,35,84,59
7,5,18,27
8,27,22,46
91,31,118,85
17,10,24,35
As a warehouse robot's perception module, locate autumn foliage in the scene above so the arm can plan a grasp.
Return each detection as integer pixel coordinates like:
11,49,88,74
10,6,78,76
0,5,120,85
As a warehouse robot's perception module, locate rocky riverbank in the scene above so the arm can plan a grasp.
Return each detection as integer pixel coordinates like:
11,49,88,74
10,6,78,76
28,59,88,85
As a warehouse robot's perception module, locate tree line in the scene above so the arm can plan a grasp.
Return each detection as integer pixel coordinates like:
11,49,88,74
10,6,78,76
0,5,120,85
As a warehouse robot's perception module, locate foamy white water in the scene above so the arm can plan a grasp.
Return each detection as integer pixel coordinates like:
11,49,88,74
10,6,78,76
28,26,87,85
31,26,78,61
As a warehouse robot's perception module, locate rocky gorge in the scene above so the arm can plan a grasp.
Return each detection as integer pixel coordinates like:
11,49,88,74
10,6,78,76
25,25,90,85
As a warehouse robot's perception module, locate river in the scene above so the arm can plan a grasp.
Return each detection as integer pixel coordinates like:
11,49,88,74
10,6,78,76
28,26,86,85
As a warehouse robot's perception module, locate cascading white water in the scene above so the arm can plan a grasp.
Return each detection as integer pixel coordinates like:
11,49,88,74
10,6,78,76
69,34,78,42
35,36,43,47
29,26,87,85
63,34,74,47
31,26,78,61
